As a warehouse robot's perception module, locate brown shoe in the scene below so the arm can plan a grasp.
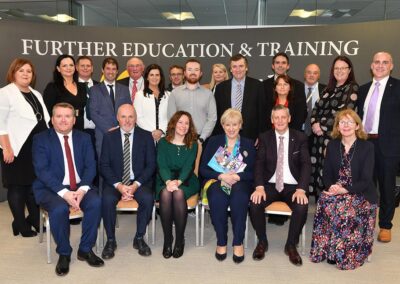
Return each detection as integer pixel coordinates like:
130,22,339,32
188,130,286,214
252,240,268,261
378,229,391,243
284,244,302,266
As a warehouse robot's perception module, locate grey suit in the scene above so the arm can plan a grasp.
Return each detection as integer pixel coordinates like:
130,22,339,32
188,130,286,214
88,82,131,156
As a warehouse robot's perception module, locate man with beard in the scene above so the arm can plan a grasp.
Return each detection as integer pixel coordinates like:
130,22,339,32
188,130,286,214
167,59,217,143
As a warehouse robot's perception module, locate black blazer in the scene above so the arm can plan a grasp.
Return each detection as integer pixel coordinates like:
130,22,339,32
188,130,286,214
117,77,129,87
323,139,377,204
199,134,256,184
213,76,267,141
254,129,310,191
263,76,306,131
358,76,400,157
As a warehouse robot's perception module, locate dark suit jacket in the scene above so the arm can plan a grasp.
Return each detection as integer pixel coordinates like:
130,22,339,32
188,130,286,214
199,134,256,184
100,127,156,189
254,129,311,191
263,76,306,131
213,76,267,141
117,77,129,87
32,128,96,204
358,76,400,157
323,139,377,204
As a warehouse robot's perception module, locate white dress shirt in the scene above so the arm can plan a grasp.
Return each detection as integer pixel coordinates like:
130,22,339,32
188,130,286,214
269,130,297,185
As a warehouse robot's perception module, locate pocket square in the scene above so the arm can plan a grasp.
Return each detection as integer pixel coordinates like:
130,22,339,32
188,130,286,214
292,151,300,155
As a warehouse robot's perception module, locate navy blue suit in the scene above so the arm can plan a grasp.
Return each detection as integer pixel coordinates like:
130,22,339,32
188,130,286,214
88,82,131,156
32,128,100,256
200,134,256,246
100,127,156,240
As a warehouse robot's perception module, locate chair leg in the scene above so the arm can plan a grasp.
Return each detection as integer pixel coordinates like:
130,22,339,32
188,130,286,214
39,209,44,243
46,217,51,264
96,225,100,254
200,205,205,247
151,205,156,245
301,224,306,255
195,204,199,247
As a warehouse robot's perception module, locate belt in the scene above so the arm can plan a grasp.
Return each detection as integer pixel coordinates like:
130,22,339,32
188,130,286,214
368,134,379,139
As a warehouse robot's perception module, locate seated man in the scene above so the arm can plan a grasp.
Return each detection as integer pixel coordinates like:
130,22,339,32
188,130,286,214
249,104,310,266
32,103,104,276
100,104,156,259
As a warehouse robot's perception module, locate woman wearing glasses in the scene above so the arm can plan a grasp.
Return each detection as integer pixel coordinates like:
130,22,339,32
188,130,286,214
310,56,358,195
310,109,377,270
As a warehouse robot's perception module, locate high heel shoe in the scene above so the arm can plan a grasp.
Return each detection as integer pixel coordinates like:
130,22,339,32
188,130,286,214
12,221,37,237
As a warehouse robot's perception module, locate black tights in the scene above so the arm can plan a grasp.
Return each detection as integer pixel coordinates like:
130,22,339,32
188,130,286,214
7,185,39,232
159,189,187,246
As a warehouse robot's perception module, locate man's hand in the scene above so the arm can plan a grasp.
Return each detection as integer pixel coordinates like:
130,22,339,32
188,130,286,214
117,183,134,201
74,189,86,207
127,182,139,197
250,186,266,204
63,191,80,211
2,147,14,164
312,123,323,136
292,189,308,205
152,129,163,142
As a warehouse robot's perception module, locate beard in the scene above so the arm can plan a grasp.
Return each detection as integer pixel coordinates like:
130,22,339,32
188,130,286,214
185,75,201,84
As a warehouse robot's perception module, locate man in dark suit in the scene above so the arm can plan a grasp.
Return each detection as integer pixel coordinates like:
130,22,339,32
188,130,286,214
32,102,104,276
303,63,326,136
358,51,400,243
249,105,310,266
100,104,156,259
213,53,266,141
263,52,305,130
88,57,131,157
117,57,145,103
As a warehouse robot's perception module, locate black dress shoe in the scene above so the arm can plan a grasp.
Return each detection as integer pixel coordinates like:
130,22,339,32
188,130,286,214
172,240,185,258
55,255,70,276
252,240,268,261
284,245,302,266
162,245,173,259
102,240,117,260
327,259,336,265
70,218,82,225
215,251,227,261
77,249,105,267
232,254,244,264
133,237,152,256
11,221,37,237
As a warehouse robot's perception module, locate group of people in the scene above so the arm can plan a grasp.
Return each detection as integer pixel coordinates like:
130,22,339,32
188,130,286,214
0,50,398,275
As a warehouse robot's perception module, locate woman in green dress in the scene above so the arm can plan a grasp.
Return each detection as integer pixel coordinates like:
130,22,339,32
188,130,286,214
156,111,199,259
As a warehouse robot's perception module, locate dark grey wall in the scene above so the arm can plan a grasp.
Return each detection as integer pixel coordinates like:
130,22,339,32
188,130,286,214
0,19,399,93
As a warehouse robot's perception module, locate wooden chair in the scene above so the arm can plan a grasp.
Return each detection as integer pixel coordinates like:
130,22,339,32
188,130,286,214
100,199,156,247
39,207,99,264
254,201,306,255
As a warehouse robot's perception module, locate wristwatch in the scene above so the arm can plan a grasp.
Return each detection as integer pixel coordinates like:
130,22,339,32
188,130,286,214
198,137,204,144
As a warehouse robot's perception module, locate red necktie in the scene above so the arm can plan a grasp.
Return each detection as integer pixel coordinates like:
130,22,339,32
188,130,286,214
131,80,138,103
63,135,77,191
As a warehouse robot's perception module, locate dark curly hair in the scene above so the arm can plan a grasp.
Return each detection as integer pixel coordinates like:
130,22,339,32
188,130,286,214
165,111,197,148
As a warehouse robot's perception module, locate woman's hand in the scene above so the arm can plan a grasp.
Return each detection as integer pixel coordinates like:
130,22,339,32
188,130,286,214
2,147,14,164
218,173,239,186
325,184,348,196
312,122,323,136
166,180,179,192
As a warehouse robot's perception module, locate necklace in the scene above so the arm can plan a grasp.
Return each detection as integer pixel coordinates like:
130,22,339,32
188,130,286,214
339,139,357,165
23,91,43,121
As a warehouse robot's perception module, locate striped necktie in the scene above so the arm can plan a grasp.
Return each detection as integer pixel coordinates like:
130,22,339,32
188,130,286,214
276,136,284,192
234,82,243,111
122,133,131,185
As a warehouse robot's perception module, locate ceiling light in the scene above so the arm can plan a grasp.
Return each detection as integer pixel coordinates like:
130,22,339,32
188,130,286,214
290,9,325,18
39,14,76,23
162,12,195,21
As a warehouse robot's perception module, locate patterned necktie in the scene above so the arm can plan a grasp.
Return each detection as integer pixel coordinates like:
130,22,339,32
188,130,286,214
63,135,77,191
107,84,115,110
131,80,138,103
276,136,284,192
304,87,313,136
234,82,243,111
364,81,380,133
122,133,131,185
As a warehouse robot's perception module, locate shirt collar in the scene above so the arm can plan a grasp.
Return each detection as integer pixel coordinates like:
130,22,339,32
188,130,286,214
274,129,289,139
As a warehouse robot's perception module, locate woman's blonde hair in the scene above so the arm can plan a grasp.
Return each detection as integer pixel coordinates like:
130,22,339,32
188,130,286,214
220,108,243,126
331,108,367,140
209,63,229,90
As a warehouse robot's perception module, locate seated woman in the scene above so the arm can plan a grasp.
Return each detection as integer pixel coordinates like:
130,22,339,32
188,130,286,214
156,111,199,259
272,74,307,131
309,108,377,270
199,109,256,263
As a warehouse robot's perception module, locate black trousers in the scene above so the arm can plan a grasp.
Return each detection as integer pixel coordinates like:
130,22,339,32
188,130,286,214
369,138,400,229
249,183,308,246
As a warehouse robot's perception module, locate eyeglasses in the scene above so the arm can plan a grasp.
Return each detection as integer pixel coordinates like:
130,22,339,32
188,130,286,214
334,67,350,72
339,120,355,126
